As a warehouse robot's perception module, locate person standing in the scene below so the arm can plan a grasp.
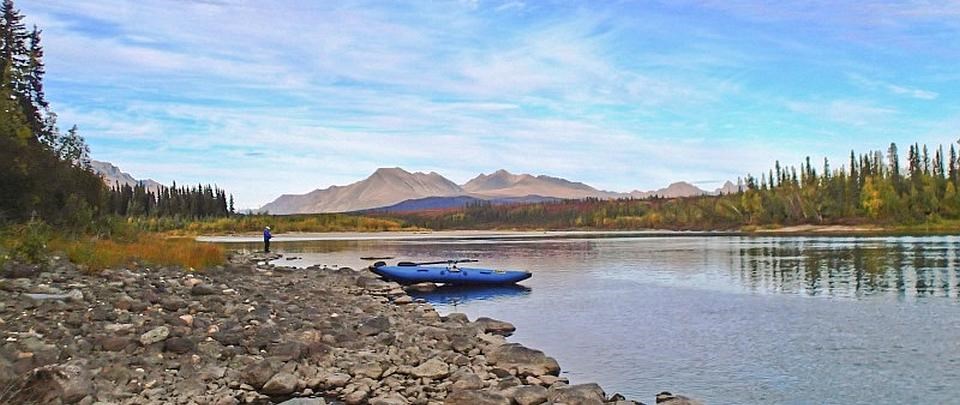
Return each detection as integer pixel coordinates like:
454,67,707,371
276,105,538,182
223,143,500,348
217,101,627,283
263,226,272,253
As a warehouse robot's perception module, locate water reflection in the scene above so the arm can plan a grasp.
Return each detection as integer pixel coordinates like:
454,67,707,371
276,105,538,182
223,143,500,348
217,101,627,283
409,284,532,308
734,237,960,300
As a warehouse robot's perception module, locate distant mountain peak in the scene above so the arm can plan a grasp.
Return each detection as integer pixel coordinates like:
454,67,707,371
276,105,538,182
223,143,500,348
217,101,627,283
259,167,734,214
89,160,163,192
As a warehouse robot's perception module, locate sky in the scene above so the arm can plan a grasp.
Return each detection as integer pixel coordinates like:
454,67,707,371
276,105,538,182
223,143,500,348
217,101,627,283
20,0,960,208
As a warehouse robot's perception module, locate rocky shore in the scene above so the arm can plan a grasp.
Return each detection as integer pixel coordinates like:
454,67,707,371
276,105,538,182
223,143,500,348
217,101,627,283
0,251,701,405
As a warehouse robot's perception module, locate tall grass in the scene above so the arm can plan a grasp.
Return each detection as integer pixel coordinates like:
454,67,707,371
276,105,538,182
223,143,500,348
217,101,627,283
161,214,418,235
49,235,225,272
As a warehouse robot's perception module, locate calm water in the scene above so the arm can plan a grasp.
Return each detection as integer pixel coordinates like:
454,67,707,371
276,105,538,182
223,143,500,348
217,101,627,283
224,235,960,404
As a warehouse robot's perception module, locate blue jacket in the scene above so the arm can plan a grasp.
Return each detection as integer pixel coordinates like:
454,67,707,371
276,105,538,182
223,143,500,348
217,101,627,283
263,229,272,240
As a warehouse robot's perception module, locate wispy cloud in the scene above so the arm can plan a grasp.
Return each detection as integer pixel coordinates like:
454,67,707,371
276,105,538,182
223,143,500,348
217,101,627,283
18,0,960,208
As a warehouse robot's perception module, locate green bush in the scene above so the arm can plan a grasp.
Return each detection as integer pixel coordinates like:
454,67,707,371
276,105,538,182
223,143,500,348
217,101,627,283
9,219,51,264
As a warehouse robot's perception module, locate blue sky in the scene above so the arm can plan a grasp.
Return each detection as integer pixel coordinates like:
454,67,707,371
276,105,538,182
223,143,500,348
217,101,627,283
21,0,960,208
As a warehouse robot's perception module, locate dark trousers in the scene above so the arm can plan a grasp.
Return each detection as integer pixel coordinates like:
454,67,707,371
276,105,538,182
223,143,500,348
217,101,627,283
264,239,270,253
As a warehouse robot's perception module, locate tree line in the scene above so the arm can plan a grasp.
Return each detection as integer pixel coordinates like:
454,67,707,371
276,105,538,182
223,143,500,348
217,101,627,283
106,182,233,219
0,0,232,229
387,142,960,231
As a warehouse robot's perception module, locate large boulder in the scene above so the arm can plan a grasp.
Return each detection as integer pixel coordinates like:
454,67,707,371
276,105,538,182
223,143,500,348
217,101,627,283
473,317,516,336
261,372,298,395
356,315,390,336
410,357,449,379
548,383,606,404
369,392,409,405
511,385,548,405
241,359,276,389
486,343,560,377
444,390,512,405
1,361,93,404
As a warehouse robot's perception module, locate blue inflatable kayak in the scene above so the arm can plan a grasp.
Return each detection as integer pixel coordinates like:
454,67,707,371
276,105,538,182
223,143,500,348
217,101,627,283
370,259,531,286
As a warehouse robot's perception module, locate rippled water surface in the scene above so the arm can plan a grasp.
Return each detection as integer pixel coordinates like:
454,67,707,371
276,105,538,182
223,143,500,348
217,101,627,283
222,235,960,404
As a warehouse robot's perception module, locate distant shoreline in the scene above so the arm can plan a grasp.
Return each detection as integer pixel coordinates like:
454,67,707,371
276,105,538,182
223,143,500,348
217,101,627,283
197,225,959,243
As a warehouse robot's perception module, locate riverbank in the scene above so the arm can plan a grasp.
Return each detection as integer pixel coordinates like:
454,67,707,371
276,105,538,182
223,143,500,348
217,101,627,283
196,223,960,244
0,251,699,404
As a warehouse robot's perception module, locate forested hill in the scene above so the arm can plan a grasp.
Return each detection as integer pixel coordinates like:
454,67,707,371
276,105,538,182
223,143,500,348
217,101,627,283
384,143,960,231
0,0,233,229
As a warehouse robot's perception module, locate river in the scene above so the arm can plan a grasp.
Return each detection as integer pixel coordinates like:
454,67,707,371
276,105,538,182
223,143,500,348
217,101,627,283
208,233,960,404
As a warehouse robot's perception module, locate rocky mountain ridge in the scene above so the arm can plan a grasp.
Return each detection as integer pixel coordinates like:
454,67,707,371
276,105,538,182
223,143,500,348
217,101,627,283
89,160,163,192
261,168,735,215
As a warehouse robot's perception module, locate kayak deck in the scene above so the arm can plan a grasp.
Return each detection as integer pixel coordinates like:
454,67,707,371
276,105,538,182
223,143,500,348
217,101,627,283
371,263,531,285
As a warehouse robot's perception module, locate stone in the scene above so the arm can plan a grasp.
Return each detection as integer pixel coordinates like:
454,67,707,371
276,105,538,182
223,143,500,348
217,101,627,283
99,336,130,352
160,297,187,311
548,383,605,405
410,357,449,379
512,385,548,405
357,315,390,336
324,372,351,388
451,372,483,391
656,392,703,405
486,343,560,377
473,317,516,336
4,361,93,404
369,392,409,405
393,295,413,305
139,326,170,345
24,289,83,302
104,323,135,334
352,362,383,379
443,390,511,405
277,399,326,405
444,313,469,323
191,283,218,296
405,282,437,293
178,314,194,326
241,359,276,389
344,389,368,405
261,372,298,395
164,337,196,354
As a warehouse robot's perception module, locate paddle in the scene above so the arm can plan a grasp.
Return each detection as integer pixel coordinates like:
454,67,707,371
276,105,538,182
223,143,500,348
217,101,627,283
410,259,479,266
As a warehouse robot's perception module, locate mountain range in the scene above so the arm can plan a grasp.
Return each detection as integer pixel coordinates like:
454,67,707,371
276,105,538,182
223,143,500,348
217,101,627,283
89,160,163,192
260,168,741,214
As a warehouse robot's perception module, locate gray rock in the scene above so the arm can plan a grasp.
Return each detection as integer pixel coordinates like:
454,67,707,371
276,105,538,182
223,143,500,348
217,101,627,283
139,326,170,345
351,362,383,379
98,336,131,352
486,343,560,377
369,392,409,405
191,283,218,296
444,312,470,323
410,357,449,379
277,399,326,405
241,359,276,389
344,389,368,405
405,282,437,293
4,361,93,404
324,372,351,388
656,392,703,405
357,315,390,336
512,385,548,405
444,390,511,405
24,289,83,302
450,370,483,391
548,383,605,405
474,317,516,336
163,337,196,354
261,371,298,395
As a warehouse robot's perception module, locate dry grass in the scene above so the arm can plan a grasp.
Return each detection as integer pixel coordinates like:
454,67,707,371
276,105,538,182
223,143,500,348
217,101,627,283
50,234,224,272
